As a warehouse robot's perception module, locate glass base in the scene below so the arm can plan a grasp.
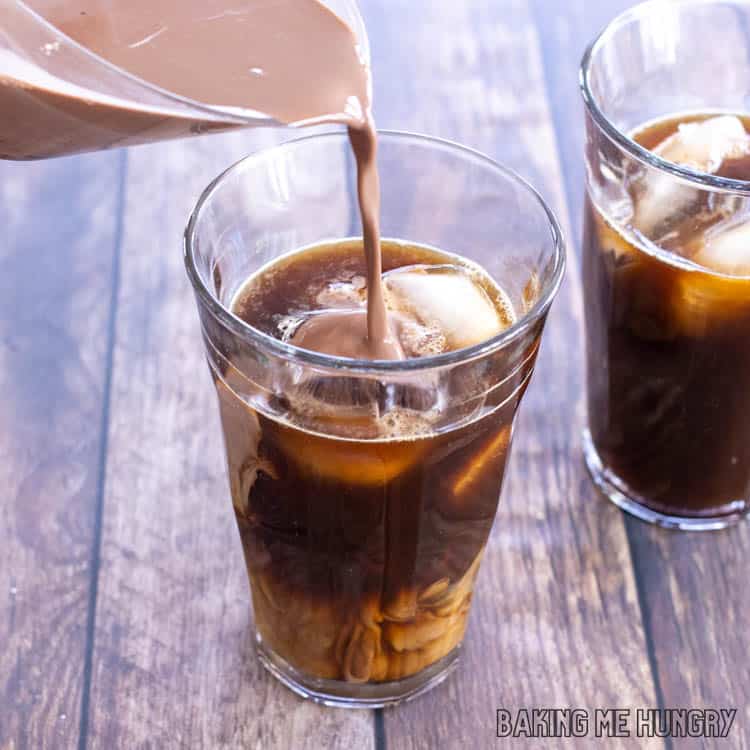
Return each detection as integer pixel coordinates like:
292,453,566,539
582,430,749,532
255,633,461,708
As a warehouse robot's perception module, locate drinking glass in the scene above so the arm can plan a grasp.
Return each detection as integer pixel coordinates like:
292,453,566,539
581,0,750,530
185,131,564,706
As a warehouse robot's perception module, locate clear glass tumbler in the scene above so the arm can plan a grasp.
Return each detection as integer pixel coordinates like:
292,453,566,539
581,0,750,530
184,131,564,706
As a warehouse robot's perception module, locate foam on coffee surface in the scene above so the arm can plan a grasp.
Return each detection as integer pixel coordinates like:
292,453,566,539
235,241,514,360
262,248,516,358
287,263,512,359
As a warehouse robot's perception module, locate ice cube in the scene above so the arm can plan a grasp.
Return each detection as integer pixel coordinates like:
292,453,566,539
656,115,749,172
592,204,638,263
666,217,750,335
670,270,750,336
315,276,367,308
632,116,750,236
693,219,750,276
451,425,511,497
302,374,384,408
273,418,428,485
384,265,507,352
666,235,750,337
631,173,696,237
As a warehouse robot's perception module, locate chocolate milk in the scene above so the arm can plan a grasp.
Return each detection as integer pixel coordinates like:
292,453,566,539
291,118,403,360
5,0,396,357
4,0,370,156
45,0,367,121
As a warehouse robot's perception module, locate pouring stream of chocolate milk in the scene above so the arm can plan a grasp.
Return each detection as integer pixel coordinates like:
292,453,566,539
9,0,401,359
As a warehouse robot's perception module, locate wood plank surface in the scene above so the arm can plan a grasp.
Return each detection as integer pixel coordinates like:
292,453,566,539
364,0,660,748
82,130,375,748
0,152,123,749
529,0,634,250
533,1,750,747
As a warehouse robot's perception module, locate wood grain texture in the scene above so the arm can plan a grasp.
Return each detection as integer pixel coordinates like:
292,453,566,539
83,130,375,749
529,0,634,255
362,0,660,747
533,0,750,747
0,152,123,749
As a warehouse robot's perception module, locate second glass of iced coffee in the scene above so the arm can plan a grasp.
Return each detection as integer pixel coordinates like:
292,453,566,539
185,132,564,706
581,0,750,530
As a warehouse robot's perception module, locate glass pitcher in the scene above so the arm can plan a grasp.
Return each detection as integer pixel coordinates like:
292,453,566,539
0,0,369,160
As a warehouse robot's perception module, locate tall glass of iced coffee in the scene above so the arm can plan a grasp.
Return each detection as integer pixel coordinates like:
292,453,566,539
185,132,564,706
581,0,750,530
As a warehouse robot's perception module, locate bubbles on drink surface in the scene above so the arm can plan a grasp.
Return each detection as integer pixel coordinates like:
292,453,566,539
235,240,515,360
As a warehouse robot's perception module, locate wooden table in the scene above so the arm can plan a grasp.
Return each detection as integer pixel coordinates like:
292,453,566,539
2,1,748,748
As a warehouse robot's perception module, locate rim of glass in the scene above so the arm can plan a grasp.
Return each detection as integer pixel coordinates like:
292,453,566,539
580,0,750,196
184,130,566,374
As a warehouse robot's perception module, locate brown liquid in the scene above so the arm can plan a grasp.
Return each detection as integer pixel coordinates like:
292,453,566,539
5,0,395,357
584,113,750,518
214,240,533,683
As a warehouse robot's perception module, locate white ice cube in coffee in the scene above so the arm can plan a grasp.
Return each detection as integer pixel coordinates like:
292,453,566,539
656,115,749,171
633,116,750,235
693,219,750,275
384,264,507,351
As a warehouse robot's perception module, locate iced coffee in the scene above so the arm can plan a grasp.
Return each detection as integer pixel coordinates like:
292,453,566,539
580,0,750,529
186,129,563,705
584,113,750,523
213,239,537,685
